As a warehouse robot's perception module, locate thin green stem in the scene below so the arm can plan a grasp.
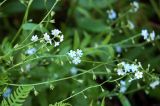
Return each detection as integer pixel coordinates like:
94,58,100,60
11,0,33,44
4,64,104,86
113,33,141,46
111,10,130,26
62,83,145,103
21,0,60,44
60,76,124,102
7,55,66,71
85,33,141,50
0,0,7,7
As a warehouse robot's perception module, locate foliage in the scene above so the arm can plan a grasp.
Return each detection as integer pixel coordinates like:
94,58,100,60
1,86,33,106
0,0,160,106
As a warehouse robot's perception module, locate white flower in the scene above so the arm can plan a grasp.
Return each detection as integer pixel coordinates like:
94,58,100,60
43,33,52,44
76,49,83,57
51,29,61,37
67,50,76,58
107,9,117,20
50,29,64,46
135,71,143,79
150,31,155,41
43,33,50,41
25,48,36,55
60,35,64,42
150,80,159,89
141,29,149,40
123,63,132,72
141,29,156,42
54,42,60,47
72,57,81,65
117,69,126,75
130,64,138,72
31,35,38,42
119,61,126,66
131,1,139,12
128,20,135,29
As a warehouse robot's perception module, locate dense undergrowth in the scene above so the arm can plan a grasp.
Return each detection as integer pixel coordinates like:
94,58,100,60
0,0,160,106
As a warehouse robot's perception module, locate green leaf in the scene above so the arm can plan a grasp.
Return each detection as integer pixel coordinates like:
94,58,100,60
0,74,8,86
73,30,80,49
21,53,26,61
89,100,93,106
80,32,91,48
118,94,131,106
77,18,111,33
2,1,25,15
2,0,55,16
22,23,47,32
1,86,33,106
1,37,12,55
76,6,91,18
102,34,112,44
101,97,105,106
79,0,117,9
85,45,114,61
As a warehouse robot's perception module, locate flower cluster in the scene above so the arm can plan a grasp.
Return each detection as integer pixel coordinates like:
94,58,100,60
141,29,156,42
107,9,117,20
116,61,143,79
31,29,64,47
67,49,83,65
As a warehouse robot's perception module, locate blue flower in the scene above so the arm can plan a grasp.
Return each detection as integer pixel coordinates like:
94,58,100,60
107,9,117,20
70,67,78,75
115,45,122,53
25,48,37,55
119,80,127,93
3,88,12,98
